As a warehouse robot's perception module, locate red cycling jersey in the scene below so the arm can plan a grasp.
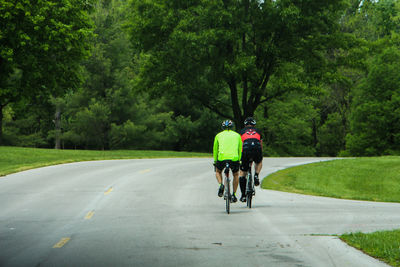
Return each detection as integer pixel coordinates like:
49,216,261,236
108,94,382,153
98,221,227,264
240,126,262,143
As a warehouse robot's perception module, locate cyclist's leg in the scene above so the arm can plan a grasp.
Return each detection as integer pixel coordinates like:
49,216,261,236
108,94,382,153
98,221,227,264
231,161,240,202
215,168,223,184
239,168,247,188
254,148,263,186
255,160,262,174
239,151,250,199
215,161,224,197
239,174,247,202
233,171,239,193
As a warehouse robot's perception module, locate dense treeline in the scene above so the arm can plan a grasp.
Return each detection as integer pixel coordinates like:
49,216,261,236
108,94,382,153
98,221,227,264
1,0,399,156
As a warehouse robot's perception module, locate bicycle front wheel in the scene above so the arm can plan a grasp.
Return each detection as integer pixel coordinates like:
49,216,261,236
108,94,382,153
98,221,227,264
225,179,230,214
226,195,230,214
246,173,253,209
247,192,252,208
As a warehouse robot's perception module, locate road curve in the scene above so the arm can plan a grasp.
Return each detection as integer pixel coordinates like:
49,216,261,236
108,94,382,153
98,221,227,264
1,157,399,267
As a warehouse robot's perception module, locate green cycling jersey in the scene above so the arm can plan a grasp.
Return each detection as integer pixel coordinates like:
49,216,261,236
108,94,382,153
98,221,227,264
213,129,242,162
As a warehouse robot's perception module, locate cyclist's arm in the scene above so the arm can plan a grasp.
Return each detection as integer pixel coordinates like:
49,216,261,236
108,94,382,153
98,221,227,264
256,127,263,150
238,134,243,161
213,135,219,163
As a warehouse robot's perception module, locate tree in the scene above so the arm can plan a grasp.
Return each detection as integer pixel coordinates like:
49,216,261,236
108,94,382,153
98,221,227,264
0,0,94,144
310,0,394,156
342,0,400,155
54,0,219,151
128,0,347,128
259,92,317,156
347,46,400,155
73,99,111,149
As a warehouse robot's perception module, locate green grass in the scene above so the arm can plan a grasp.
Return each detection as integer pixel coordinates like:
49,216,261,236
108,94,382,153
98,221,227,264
262,157,400,266
341,230,400,267
262,157,400,202
0,146,210,176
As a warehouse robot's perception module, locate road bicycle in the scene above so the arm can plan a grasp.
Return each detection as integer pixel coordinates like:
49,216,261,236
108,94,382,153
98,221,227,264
223,161,233,214
246,160,256,208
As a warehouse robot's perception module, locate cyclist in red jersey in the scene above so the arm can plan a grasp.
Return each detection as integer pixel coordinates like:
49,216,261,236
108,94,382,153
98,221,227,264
239,117,263,202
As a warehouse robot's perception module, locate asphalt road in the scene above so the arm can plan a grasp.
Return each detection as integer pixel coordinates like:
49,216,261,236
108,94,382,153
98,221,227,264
1,157,399,267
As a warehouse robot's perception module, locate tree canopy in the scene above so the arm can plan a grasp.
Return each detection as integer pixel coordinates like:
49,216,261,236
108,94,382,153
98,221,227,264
0,0,95,143
1,0,400,156
128,0,348,127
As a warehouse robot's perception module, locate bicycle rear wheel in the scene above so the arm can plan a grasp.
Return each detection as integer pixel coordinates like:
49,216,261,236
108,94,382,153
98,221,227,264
225,180,230,214
246,172,253,209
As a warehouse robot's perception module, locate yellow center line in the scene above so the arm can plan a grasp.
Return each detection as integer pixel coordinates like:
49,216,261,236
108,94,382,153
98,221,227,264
53,237,71,248
139,169,151,174
85,211,95,220
104,187,113,195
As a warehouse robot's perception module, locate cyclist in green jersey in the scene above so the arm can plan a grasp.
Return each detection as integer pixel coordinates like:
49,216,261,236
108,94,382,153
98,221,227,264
213,120,242,203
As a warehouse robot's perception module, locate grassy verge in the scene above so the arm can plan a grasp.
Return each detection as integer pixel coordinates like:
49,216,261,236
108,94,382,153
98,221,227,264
341,230,400,267
262,157,400,202
261,157,400,266
0,146,210,176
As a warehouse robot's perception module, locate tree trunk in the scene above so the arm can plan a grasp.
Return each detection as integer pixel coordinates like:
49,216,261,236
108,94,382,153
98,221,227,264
228,78,243,130
54,106,61,149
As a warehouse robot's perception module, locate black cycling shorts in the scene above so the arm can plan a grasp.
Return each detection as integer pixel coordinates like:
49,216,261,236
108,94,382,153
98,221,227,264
240,146,263,172
215,160,240,173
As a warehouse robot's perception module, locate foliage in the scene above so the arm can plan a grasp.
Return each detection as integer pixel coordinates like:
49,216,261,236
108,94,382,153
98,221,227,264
260,93,317,157
110,120,146,150
347,46,400,156
32,0,217,152
317,112,346,156
74,99,111,149
128,0,348,127
0,0,95,143
2,0,400,156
